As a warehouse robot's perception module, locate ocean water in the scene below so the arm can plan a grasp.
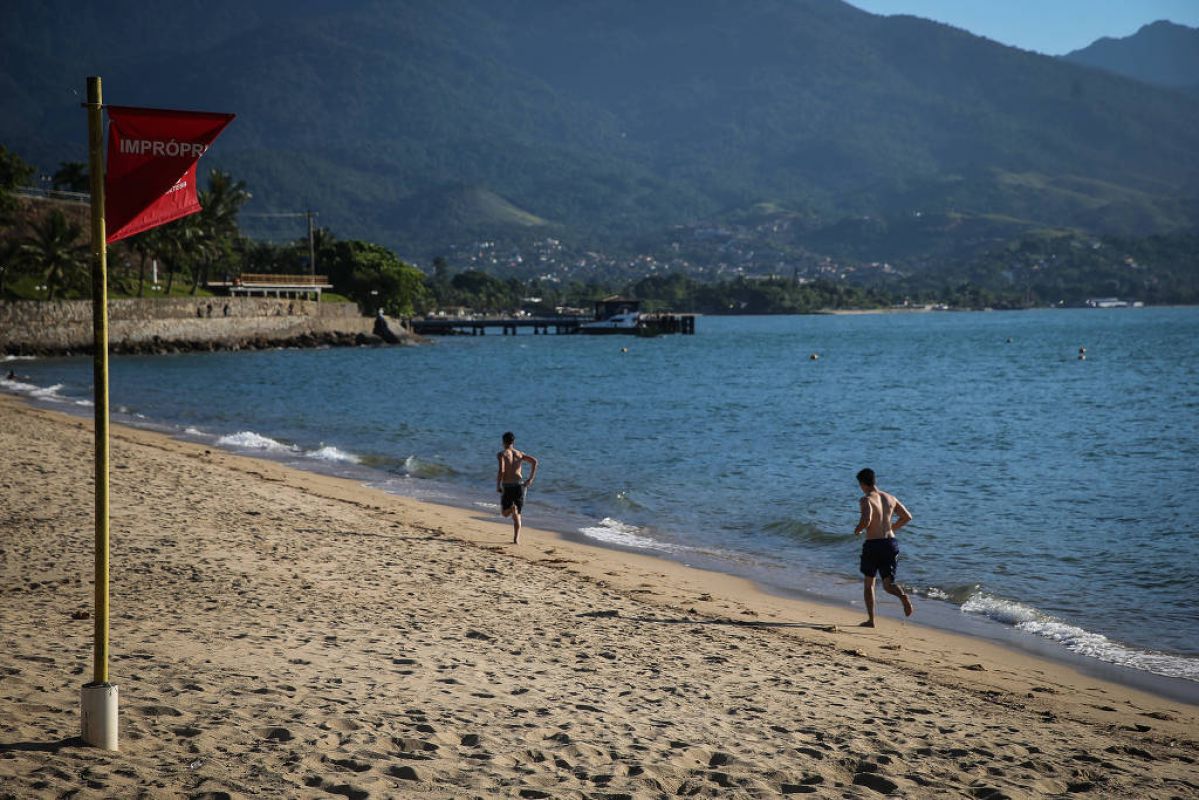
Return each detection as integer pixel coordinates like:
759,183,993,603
5,308,1198,689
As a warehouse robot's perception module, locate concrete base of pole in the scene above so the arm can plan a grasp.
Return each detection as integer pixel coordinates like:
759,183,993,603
81,682,119,750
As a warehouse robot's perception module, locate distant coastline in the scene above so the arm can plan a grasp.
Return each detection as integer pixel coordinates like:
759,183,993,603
814,305,943,315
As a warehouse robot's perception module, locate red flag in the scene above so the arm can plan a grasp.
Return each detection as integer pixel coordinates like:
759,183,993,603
104,106,235,244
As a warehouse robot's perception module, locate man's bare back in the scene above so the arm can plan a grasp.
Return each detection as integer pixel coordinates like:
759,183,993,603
857,489,910,540
497,447,529,483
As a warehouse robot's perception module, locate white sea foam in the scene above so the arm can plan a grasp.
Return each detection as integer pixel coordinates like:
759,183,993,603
2,355,36,361
183,426,207,437
1,377,93,408
28,383,68,402
579,517,679,553
961,594,1040,625
305,445,362,464
215,431,298,453
0,377,37,393
962,594,1199,681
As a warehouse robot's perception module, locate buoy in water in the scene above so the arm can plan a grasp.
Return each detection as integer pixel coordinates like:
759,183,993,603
809,353,819,361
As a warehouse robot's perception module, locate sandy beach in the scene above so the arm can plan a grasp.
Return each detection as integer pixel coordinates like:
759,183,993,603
1,393,1196,799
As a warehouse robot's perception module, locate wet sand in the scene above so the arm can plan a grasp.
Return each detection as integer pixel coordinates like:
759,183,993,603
1,393,1196,798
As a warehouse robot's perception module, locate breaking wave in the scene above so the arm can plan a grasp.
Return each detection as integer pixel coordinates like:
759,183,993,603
401,455,456,479
962,593,1198,681
215,430,298,453
579,517,680,553
1,379,91,407
305,445,362,464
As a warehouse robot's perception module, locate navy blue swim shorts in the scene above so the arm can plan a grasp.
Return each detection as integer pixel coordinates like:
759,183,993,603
501,482,527,513
860,537,899,580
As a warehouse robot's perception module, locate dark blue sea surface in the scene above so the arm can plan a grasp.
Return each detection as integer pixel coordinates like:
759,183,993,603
6,308,1198,686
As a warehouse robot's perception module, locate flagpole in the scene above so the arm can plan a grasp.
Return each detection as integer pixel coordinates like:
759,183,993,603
81,74,118,751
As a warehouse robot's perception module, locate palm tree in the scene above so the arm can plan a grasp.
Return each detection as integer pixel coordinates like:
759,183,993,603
191,170,250,294
51,161,89,193
18,209,87,300
0,238,18,297
157,217,203,296
127,227,159,297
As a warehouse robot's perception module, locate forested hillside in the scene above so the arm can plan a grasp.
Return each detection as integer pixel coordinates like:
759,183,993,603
2,0,1197,272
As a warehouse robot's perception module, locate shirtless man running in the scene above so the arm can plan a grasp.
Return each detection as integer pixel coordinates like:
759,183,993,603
497,431,538,544
853,468,914,627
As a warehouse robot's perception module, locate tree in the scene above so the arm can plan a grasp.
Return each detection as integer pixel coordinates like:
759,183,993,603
431,255,450,283
17,210,87,300
127,226,161,297
0,147,35,224
324,240,428,316
155,217,203,295
447,270,520,312
51,162,89,193
312,226,336,261
0,238,18,297
190,170,250,293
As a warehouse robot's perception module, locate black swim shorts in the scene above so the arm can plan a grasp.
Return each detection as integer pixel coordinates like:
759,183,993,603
501,482,527,513
860,537,899,580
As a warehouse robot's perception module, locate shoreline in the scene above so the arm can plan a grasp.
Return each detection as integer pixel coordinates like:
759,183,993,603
6,380,1197,706
2,392,1197,797
133,415,1199,704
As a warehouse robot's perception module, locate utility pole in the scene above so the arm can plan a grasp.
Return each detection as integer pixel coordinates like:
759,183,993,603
307,209,316,276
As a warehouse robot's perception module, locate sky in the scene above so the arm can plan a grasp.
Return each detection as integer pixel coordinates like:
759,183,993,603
846,0,1199,55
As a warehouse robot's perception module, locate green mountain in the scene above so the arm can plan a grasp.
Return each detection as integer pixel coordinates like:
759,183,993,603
2,0,1197,268
1061,21,1199,89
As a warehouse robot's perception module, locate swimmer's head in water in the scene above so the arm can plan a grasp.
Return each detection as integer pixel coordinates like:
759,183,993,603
502,431,515,446
856,468,876,488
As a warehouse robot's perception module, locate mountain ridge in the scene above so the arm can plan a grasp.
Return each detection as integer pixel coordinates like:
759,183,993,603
1062,20,1199,89
1,0,1196,268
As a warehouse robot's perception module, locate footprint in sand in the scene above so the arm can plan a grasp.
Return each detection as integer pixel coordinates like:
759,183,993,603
304,777,369,800
135,704,184,717
391,738,439,762
256,726,295,742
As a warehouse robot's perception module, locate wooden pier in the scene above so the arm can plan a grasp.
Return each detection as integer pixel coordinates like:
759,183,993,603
410,312,696,337
411,316,585,336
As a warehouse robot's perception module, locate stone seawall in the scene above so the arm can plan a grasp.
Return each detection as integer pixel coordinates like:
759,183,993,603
0,298,402,355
